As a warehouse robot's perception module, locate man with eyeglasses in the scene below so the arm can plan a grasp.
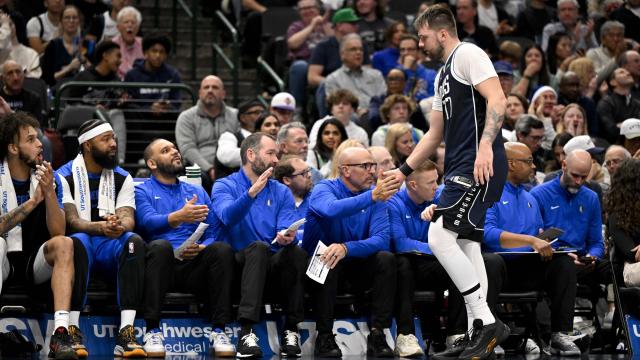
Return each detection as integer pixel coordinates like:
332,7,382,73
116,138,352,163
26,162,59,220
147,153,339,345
274,156,314,223
396,34,437,102
603,145,631,176
302,147,399,358
325,33,386,117
483,142,580,355
514,115,547,173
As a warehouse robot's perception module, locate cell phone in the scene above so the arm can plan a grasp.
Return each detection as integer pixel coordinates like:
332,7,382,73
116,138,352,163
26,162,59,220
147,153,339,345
536,227,564,241
578,256,595,264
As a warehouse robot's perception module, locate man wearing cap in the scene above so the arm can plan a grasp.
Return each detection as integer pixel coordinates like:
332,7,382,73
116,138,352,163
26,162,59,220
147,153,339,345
216,99,265,179
494,60,514,96
325,33,386,116
270,92,296,125
56,119,152,357
556,72,599,136
176,75,238,190
528,86,559,150
620,118,640,157
597,67,640,143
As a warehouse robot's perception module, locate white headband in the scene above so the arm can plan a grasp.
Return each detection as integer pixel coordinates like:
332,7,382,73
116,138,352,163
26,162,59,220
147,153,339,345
77,123,114,145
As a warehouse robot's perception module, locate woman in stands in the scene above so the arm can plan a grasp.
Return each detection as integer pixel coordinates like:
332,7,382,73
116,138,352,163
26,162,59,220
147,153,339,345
504,93,528,133
546,32,576,77
41,5,85,86
513,44,551,99
371,21,406,77
385,123,415,168
556,103,588,136
307,118,347,178
255,112,281,138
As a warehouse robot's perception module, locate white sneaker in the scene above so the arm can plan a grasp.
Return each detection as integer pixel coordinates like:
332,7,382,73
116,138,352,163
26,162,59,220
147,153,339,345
394,334,424,358
525,338,540,354
143,330,166,358
209,329,236,357
494,344,505,357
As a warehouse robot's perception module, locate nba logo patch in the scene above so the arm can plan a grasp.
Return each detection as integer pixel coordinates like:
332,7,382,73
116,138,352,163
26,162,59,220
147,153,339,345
129,242,134,254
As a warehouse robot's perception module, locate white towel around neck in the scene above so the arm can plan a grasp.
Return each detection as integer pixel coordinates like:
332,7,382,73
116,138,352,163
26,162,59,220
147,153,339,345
0,158,38,252
71,153,115,221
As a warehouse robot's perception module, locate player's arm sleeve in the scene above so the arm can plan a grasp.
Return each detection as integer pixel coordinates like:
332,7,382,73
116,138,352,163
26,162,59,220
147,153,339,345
431,71,443,112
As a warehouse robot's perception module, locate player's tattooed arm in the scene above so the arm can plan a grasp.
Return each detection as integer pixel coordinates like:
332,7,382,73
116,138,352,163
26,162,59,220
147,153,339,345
0,201,36,234
480,108,505,143
64,203,106,235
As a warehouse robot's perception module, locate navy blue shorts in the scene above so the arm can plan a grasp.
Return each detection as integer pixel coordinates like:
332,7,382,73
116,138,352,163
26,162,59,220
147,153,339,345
432,175,494,242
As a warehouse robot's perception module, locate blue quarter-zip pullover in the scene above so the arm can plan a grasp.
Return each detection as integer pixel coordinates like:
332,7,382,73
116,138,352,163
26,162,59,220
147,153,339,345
387,187,442,255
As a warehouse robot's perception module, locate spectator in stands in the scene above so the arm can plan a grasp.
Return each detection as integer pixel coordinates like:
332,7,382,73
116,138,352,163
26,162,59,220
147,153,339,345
396,34,437,102
557,103,589,136
72,0,108,33
352,0,393,52
541,0,597,52
369,145,395,181
176,75,238,188
513,45,551,99
504,93,528,134
0,112,88,359
302,146,397,358
494,60,514,96
270,92,295,125
134,139,236,358
216,99,265,179
603,144,631,175
307,8,362,88
309,89,369,147
86,0,131,42
587,20,627,73
371,21,406,77
597,67,640,143
274,155,313,219
385,123,415,168
371,94,423,147
111,5,142,79
307,118,346,177
69,40,128,164
389,160,464,358
124,34,182,117
514,115,547,171
41,5,86,86
286,0,333,113
255,112,280,137
528,86,559,150
277,122,323,183
514,0,556,42
325,33,386,117
26,0,65,54
570,57,602,101
56,119,148,357
618,50,640,98
211,133,307,358
477,0,514,36
620,118,640,156
0,60,43,125
483,142,580,356
610,0,640,44
546,32,576,77
0,11,41,78
456,0,499,59
498,40,521,71
531,149,604,262
544,132,573,173
557,71,599,135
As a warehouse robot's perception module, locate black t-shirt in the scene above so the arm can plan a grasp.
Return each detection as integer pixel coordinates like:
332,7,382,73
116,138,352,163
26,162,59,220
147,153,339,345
0,88,44,126
10,179,55,256
72,0,108,31
515,6,556,41
68,67,122,106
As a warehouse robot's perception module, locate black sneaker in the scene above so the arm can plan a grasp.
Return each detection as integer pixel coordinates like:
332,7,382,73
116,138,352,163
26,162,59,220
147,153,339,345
68,325,88,358
367,328,394,358
280,330,302,357
48,327,78,360
432,334,470,359
236,329,263,358
114,325,146,358
314,332,342,358
459,319,510,360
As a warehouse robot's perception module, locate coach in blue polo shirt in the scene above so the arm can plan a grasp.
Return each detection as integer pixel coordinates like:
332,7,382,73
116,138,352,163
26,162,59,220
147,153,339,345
484,142,579,356
211,133,307,358
303,147,398,358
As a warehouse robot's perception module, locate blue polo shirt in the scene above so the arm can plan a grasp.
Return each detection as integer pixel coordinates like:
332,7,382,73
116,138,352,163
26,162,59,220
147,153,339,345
302,178,389,258
530,176,604,258
484,182,544,253
211,169,298,252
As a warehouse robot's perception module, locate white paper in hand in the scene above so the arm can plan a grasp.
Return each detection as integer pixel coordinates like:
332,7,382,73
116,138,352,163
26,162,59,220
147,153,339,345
306,240,329,284
272,218,306,244
174,222,209,260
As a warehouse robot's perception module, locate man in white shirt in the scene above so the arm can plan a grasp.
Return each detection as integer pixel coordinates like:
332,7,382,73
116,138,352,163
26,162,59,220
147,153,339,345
309,88,369,148
26,0,65,54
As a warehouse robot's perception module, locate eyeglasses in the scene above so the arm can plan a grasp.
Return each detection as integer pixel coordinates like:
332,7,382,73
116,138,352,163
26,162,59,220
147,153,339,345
509,158,534,165
525,134,544,142
290,168,312,177
343,162,378,171
604,158,623,167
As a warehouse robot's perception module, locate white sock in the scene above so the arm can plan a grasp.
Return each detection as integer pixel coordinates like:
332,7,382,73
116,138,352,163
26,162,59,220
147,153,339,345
465,302,474,331
54,310,70,332
120,310,136,330
428,218,494,325
69,311,81,327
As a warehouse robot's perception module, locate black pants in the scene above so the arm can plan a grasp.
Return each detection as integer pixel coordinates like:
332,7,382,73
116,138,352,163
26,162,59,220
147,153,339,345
234,241,307,330
311,251,397,334
144,240,235,325
485,253,576,332
241,11,262,61
395,254,466,336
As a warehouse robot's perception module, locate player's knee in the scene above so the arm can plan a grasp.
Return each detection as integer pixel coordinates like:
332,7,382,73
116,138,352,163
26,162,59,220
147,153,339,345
48,236,74,260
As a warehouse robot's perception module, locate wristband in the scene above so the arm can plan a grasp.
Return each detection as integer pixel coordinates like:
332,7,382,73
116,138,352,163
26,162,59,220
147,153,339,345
399,162,414,177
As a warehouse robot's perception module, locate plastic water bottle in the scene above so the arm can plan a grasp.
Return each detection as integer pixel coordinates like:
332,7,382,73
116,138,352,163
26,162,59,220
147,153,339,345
185,164,202,187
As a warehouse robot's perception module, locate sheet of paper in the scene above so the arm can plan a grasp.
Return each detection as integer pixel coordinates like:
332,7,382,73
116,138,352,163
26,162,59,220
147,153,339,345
174,222,209,260
272,218,306,244
306,240,329,284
